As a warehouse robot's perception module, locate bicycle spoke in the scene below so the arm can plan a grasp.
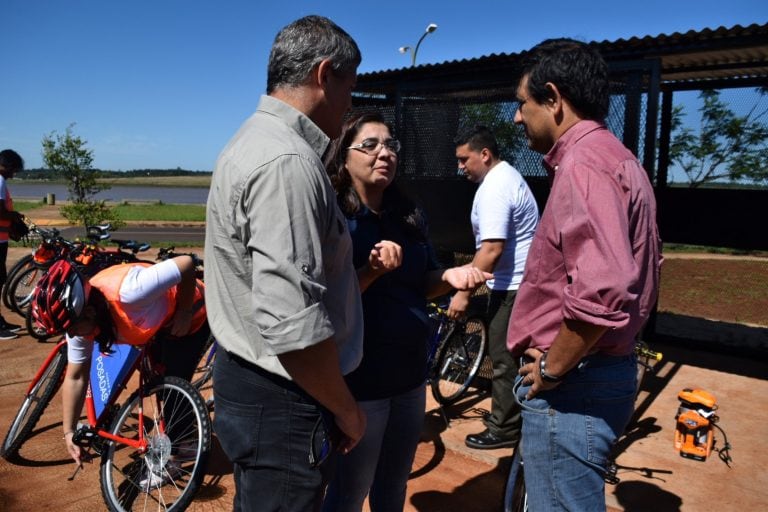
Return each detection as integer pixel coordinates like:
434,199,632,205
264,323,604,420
101,378,210,511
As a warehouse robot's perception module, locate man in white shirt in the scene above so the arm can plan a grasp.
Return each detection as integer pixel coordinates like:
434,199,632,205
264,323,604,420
449,126,539,449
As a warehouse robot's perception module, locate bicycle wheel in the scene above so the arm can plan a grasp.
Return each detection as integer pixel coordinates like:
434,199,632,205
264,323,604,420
3,254,34,310
1,343,67,460
7,264,44,317
26,306,56,341
504,450,529,512
191,336,215,410
190,335,215,389
100,376,211,512
431,315,488,405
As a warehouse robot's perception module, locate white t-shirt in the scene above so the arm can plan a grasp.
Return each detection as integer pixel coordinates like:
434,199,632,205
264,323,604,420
67,259,182,363
471,160,539,291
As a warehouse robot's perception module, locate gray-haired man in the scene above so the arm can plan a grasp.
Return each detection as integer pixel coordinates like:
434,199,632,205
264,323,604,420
205,16,366,510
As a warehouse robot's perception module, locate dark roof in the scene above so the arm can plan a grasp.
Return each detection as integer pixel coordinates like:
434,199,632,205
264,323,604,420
356,23,768,93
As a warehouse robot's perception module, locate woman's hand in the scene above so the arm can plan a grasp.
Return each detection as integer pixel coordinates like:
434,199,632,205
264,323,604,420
63,430,83,465
367,240,402,275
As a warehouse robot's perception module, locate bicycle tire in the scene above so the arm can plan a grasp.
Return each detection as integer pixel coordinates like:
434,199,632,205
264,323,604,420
1,344,67,460
190,335,215,389
100,376,211,512
504,451,529,512
26,305,56,341
431,315,488,405
190,336,216,411
2,254,34,311
7,264,44,318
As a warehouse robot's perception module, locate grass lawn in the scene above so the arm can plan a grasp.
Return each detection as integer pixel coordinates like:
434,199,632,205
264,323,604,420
658,258,768,326
13,200,45,211
113,202,205,222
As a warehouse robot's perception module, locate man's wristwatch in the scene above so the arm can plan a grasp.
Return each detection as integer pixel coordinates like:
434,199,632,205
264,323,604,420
539,352,565,383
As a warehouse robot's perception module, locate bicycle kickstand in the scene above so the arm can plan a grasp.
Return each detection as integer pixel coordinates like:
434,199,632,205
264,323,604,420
67,463,83,481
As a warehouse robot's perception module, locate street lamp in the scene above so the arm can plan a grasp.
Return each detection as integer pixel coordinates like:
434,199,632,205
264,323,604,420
399,23,438,67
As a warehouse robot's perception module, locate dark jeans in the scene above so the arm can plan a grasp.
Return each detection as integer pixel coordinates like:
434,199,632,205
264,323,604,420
485,289,521,438
152,323,211,444
213,349,331,512
155,322,211,382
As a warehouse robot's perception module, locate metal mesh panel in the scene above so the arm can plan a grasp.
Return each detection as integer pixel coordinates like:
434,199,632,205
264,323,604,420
353,67,652,183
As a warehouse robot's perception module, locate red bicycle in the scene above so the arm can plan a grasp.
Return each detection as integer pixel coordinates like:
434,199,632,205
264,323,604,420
1,336,211,512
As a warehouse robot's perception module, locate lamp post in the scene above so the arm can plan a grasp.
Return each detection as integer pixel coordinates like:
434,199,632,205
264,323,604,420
399,23,438,67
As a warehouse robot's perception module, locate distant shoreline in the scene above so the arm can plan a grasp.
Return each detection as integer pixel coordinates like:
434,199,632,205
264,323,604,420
15,175,211,188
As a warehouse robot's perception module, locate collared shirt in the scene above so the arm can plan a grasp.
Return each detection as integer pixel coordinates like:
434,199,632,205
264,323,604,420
507,120,661,356
471,160,539,291
204,95,364,379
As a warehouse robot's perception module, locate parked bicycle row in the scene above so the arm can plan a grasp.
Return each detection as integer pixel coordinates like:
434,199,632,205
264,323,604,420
1,222,213,511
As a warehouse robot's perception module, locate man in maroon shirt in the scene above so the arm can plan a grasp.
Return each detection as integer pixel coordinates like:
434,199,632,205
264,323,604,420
505,39,662,511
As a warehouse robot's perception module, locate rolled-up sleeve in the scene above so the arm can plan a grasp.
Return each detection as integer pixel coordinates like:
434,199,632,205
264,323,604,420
556,163,638,328
241,154,336,354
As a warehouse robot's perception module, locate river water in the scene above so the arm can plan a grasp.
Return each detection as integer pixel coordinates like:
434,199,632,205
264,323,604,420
10,183,208,205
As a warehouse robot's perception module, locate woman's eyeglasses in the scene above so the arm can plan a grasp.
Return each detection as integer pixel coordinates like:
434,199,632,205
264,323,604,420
347,137,401,155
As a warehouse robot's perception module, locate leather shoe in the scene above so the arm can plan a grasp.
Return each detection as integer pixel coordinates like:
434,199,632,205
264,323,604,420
465,429,519,450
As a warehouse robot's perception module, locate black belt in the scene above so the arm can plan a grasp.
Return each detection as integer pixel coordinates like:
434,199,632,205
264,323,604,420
223,349,309,397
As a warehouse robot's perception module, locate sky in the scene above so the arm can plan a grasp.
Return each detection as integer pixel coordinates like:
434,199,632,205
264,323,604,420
2,0,766,171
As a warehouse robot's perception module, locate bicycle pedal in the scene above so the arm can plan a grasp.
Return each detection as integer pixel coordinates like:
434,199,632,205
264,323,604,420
72,427,99,449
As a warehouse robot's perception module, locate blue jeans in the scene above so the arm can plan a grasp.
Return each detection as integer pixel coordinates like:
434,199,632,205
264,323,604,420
213,349,331,512
322,385,426,512
513,353,636,512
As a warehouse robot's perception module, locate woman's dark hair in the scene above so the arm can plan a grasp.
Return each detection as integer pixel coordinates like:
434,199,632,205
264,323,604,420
519,38,609,121
88,287,117,354
324,112,427,242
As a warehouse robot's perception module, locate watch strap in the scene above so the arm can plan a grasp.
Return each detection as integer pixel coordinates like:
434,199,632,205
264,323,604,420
539,352,564,383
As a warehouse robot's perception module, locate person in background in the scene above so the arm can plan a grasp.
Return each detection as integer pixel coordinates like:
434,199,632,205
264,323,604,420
449,126,539,450
0,149,25,340
204,16,367,511
507,38,662,511
321,112,491,512
30,256,209,487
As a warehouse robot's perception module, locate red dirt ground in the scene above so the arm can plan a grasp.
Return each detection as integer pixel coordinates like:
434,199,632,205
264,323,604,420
1,248,766,511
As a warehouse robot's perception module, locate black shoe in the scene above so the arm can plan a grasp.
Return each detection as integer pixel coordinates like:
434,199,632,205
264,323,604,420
0,321,22,333
465,429,519,450
0,328,19,340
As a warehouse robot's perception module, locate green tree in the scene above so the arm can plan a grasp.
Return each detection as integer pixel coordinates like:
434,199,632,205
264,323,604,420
669,88,768,187
41,124,123,228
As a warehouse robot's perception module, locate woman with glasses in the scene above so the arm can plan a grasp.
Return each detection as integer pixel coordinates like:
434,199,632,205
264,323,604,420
322,113,490,511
